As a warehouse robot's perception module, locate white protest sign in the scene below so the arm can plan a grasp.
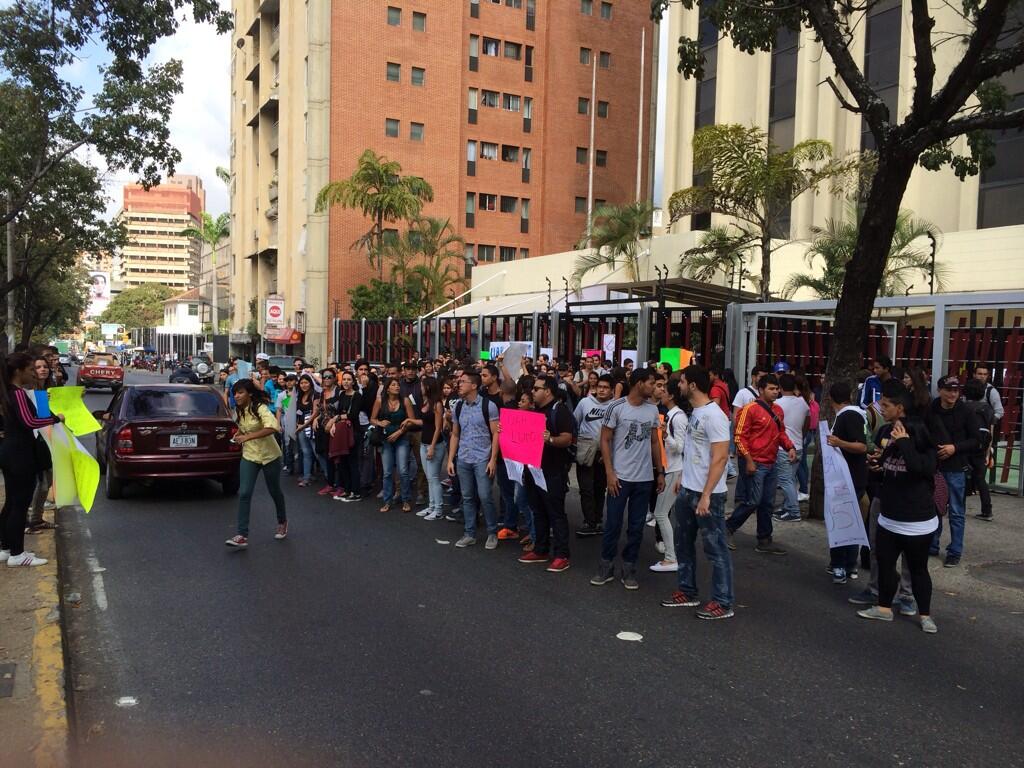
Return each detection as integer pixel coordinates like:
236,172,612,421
819,422,870,549
602,333,616,361
621,350,638,368
528,465,547,491
503,342,528,382
489,340,534,360
503,458,524,485
539,347,553,360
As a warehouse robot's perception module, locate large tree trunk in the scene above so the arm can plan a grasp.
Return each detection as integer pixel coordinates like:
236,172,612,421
808,151,916,520
759,231,772,302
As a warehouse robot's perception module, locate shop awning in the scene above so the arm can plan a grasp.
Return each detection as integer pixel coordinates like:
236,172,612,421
264,326,303,344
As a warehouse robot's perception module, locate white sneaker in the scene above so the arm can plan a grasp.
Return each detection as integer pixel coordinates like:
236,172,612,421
424,510,443,521
7,551,47,567
416,508,430,517
0,549,10,563
655,540,666,554
798,492,810,502
649,560,678,572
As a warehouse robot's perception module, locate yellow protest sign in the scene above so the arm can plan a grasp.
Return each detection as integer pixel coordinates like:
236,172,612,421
40,425,100,512
47,386,102,436
69,434,99,513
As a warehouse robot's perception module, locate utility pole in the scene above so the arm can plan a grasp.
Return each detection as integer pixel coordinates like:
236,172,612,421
210,243,218,335
586,57,597,244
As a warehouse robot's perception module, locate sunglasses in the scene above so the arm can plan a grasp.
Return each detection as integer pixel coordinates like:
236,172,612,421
323,374,336,380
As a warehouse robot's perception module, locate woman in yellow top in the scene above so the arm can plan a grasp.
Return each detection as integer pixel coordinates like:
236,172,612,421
225,379,288,548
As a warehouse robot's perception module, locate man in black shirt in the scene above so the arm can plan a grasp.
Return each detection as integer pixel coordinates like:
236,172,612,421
824,382,869,584
518,376,575,572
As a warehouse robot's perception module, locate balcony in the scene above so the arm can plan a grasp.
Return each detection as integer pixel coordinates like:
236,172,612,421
258,0,279,13
267,24,280,59
245,57,260,83
268,121,279,155
260,85,279,114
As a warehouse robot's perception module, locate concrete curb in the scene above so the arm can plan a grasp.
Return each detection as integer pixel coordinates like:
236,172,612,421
30,539,69,768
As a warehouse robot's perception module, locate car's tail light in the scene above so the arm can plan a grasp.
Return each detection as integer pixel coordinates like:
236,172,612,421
228,426,241,451
115,426,134,455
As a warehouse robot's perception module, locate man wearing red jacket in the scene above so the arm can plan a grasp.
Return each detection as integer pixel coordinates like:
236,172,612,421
726,373,796,555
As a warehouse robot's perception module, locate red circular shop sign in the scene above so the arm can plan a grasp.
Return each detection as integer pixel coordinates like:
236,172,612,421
268,304,282,320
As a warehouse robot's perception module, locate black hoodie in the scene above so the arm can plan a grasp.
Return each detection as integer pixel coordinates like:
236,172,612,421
876,418,938,523
929,398,982,473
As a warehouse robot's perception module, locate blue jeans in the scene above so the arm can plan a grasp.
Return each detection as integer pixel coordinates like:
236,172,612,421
514,482,535,538
497,458,534,531
797,431,814,494
295,431,315,482
457,459,498,537
775,448,800,515
675,489,733,608
420,440,446,512
727,461,777,541
601,479,653,565
932,469,966,558
381,437,412,504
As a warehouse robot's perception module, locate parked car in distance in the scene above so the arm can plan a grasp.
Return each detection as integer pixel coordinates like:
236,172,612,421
267,355,300,370
58,354,71,366
93,384,241,499
78,353,124,392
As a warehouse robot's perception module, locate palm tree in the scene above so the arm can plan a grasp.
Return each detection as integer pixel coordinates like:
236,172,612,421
181,211,230,331
781,207,948,299
380,217,465,314
315,149,434,279
669,124,867,301
571,200,654,290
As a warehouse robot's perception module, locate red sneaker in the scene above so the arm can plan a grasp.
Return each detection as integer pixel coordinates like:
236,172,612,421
225,535,248,548
660,590,700,608
517,551,550,564
317,485,333,496
546,557,570,573
497,528,520,540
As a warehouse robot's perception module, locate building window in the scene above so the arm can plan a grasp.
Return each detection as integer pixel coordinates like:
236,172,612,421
504,42,522,60
575,197,587,214
521,198,530,219
600,1,612,19
483,37,500,56
597,100,609,118
467,140,477,160
499,246,517,262
385,118,400,137
411,66,425,86
506,0,522,6
480,141,498,159
596,149,607,167
468,88,479,109
523,97,532,118
769,27,798,152
979,69,1024,228
599,51,611,68
387,6,401,25
465,243,474,263
386,62,401,82
501,144,519,162
581,0,592,14
478,244,495,262
502,93,521,111
579,47,591,65
500,195,517,213
578,97,590,115
410,122,424,141
481,89,499,107
576,147,588,164
188,304,199,316
861,0,900,150
466,193,476,213
480,193,497,211
412,11,426,31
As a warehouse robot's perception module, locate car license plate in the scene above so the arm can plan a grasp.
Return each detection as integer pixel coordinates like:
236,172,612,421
170,434,198,448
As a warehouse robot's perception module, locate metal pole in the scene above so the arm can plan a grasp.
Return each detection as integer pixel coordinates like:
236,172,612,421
635,28,645,202
586,57,597,243
927,232,937,295
5,194,15,348
210,246,218,335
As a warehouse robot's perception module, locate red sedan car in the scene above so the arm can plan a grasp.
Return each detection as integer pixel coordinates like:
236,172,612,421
94,384,241,499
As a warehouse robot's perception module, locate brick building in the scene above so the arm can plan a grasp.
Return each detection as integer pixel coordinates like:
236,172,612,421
327,0,655,319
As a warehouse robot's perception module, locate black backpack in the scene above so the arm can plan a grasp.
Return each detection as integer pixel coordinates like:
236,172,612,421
547,400,578,467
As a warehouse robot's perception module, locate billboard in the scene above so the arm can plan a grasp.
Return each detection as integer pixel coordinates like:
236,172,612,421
87,271,111,317
265,296,285,327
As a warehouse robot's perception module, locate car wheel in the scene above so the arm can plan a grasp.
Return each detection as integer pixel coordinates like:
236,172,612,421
105,463,124,500
221,474,240,496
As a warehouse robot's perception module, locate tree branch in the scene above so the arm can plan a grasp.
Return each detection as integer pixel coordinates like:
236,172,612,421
0,137,91,228
909,0,936,117
821,76,862,114
932,105,1024,141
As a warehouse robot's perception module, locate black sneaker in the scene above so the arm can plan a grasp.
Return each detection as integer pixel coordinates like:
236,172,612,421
696,601,735,620
973,513,994,522
943,555,961,568
621,568,639,591
755,540,787,555
590,560,616,586
575,522,603,537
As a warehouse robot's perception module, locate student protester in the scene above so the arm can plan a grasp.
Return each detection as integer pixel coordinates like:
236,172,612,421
278,373,298,474
661,365,734,619
495,379,529,539
573,374,614,537
649,372,687,572
292,374,318,487
225,379,288,548
929,375,982,567
772,373,810,523
962,378,994,521
0,353,64,566
399,362,426,504
729,366,762,482
371,377,415,513
331,370,363,501
354,360,379,497
314,369,343,496
591,368,663,590
859,355,893,408
972,363,1003,481
26,357,56,534
726,373,796,555
856,380,939,634
517,375,576,572
447,371,501,549
407,376,446,519
824,382,869,584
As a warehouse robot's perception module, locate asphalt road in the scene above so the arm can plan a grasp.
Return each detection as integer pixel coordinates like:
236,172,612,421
58,370,1024,768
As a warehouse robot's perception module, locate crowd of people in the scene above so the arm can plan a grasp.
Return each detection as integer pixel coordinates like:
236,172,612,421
215,347,1003,631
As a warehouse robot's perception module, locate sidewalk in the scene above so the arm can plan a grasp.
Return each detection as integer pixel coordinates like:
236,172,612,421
0,489,69,768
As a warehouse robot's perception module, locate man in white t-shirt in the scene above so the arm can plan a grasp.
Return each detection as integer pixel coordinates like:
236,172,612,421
729,365,762,489
661,365,734,620
773,373,809,522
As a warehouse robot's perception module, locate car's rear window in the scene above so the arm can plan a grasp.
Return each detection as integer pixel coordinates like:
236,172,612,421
126,390,224,418
85,355,118,365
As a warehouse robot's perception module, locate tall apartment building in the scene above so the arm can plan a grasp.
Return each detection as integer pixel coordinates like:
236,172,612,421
326,0,656,321
660,0,1024,240
117,175,206,292
229,0,331,362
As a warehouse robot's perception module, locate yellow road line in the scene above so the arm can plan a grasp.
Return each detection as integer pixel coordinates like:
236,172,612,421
31,553,68,768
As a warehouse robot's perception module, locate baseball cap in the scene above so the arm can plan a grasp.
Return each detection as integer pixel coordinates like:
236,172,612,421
937,375,960,390
255,352,270,361
773,361,791,373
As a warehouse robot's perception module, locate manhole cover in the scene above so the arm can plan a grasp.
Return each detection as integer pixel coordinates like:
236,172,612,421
970,561,1024,591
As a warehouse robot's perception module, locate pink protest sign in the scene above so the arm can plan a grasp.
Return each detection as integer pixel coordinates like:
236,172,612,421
499,408,546,468
583,349,602,360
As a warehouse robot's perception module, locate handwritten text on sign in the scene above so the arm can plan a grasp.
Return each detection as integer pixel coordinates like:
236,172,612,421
499,408,546,467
